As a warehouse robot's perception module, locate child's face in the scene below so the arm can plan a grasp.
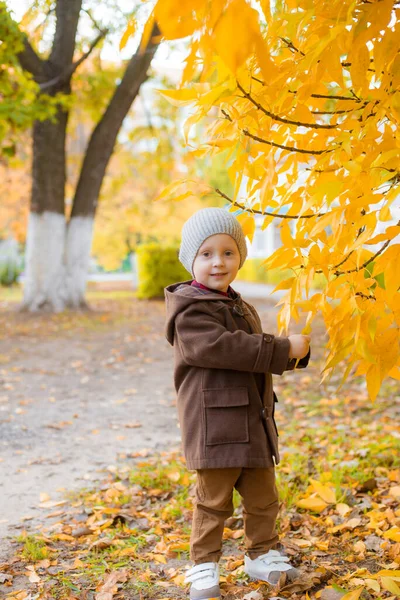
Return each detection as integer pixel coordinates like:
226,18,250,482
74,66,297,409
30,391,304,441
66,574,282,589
192,234,241,292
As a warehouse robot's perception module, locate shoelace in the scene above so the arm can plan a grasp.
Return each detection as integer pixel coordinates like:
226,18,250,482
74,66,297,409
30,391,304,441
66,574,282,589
185,562,218,585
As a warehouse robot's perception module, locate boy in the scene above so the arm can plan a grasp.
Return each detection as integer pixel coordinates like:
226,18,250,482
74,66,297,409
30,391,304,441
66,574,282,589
164,207,310,600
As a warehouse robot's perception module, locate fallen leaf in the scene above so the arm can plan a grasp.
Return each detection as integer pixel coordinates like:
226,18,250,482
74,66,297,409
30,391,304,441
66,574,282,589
27,569,40,583
310,479,336,503
381,577,400,595
243,591,263,600
383,527,400,542
336,503,351,517
90,538,115,550
95,569,129,600
389,486,400,499
297,494,328,512
340,588,364,600
320,587,346,600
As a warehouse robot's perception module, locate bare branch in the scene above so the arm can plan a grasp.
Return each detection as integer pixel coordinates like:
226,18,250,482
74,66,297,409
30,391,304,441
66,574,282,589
81,7,104,33
17,36,45,79
215,189,324,219
237,82,337,130
39,30,107,90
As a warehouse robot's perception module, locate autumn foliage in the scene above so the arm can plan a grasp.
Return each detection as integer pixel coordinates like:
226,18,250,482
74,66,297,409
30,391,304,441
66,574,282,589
122,0,400,400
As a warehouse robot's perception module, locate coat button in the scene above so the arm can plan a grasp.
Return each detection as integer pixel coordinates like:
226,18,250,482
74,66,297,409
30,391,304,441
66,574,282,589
264,334,273,343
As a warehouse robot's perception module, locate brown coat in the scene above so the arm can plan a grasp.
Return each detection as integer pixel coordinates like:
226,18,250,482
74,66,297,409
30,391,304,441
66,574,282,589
165,281,307,470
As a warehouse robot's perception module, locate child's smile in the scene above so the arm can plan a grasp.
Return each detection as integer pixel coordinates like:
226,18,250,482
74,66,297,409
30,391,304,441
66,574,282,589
192,233,241,292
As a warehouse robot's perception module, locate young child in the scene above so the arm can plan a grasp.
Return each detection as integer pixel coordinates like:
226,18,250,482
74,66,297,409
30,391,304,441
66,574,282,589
164,207,310,600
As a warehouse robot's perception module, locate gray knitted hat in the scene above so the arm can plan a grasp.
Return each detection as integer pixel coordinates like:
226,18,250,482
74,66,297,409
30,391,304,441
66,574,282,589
179,207,248,276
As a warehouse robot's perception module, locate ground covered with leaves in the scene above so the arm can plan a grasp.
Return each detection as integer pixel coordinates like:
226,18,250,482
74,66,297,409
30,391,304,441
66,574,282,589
1,287,399,600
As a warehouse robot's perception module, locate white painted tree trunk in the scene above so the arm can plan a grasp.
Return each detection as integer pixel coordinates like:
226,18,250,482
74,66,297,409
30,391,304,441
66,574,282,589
65,215,94,308
22,212,94,312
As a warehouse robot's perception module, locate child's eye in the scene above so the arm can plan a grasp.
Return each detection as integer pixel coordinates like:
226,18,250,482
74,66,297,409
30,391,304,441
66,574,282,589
203,252,210,257
225,251,233,256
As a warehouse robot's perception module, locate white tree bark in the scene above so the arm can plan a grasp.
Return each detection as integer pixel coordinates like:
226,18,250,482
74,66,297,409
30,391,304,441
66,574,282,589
22,212,94,312
65,215,94,308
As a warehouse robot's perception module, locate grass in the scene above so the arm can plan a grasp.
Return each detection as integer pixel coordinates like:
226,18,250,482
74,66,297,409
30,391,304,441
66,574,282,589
129,458,191,492
17,534,49,561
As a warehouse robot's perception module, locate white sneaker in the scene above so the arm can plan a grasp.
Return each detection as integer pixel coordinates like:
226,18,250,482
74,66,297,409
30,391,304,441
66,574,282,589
184,562,221,600
244,549,299,585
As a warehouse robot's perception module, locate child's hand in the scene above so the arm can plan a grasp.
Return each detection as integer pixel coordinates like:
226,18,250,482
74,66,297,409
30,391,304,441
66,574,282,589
288,334,310,359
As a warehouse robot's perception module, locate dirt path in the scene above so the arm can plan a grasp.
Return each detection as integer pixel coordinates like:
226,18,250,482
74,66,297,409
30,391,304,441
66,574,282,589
0,293,279,560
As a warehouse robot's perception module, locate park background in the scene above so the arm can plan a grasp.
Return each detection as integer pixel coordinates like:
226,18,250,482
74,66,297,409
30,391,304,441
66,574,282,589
0,1,400,599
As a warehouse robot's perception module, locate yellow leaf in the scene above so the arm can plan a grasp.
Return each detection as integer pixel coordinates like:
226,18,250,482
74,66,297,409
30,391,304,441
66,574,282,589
212,0,260,73
349,44,370,94
376,570,400,578
272,277,296,293
381,577,400,595
236,212,256,242
366,364,381,402
296,494,328,513
365,578,380,593
340,587,364,600
383,527,400,542
119,18,136,51
153,553,168,564
154,0,202,40
158,87,200,106
309,479,336,503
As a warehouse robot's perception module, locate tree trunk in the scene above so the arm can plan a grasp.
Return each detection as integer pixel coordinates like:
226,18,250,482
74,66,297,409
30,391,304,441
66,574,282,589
16,0,160,311
21,107,71,312
21,109,92,312
22,213,94,312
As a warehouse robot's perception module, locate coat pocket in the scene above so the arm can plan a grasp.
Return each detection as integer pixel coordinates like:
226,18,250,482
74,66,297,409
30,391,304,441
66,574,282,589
203,387,249,446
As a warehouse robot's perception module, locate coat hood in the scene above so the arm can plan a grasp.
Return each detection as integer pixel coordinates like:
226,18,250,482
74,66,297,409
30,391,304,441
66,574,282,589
164,280,239,345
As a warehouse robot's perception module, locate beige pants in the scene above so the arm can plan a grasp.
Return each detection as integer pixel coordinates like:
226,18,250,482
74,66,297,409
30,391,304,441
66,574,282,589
191,467,279,564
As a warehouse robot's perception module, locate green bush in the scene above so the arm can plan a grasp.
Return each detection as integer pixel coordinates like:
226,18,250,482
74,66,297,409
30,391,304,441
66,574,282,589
136,244,191,299
0,240,23,286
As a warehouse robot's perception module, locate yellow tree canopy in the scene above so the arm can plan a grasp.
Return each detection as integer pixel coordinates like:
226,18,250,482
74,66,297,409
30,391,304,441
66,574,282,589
124,0,400,399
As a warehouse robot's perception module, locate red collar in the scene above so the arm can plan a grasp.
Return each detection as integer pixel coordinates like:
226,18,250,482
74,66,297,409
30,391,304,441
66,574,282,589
191,280,235,298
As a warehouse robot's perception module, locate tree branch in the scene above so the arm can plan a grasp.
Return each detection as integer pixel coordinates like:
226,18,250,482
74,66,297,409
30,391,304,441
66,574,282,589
49,0,82,70
17,36,45,79
334,221,400,276
221,109,333,156
237,82,337,130
71,22,161,218
215,189,324,219
251,77,361,102
39,30,107,90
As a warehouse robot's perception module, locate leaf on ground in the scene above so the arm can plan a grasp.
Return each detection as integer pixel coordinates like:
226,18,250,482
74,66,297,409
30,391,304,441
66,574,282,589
297,494,328,512
383,527,400,542
340,588,364,600
95,569,129,600
310,479,337,503
320,587,346,600
243,591,263,600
